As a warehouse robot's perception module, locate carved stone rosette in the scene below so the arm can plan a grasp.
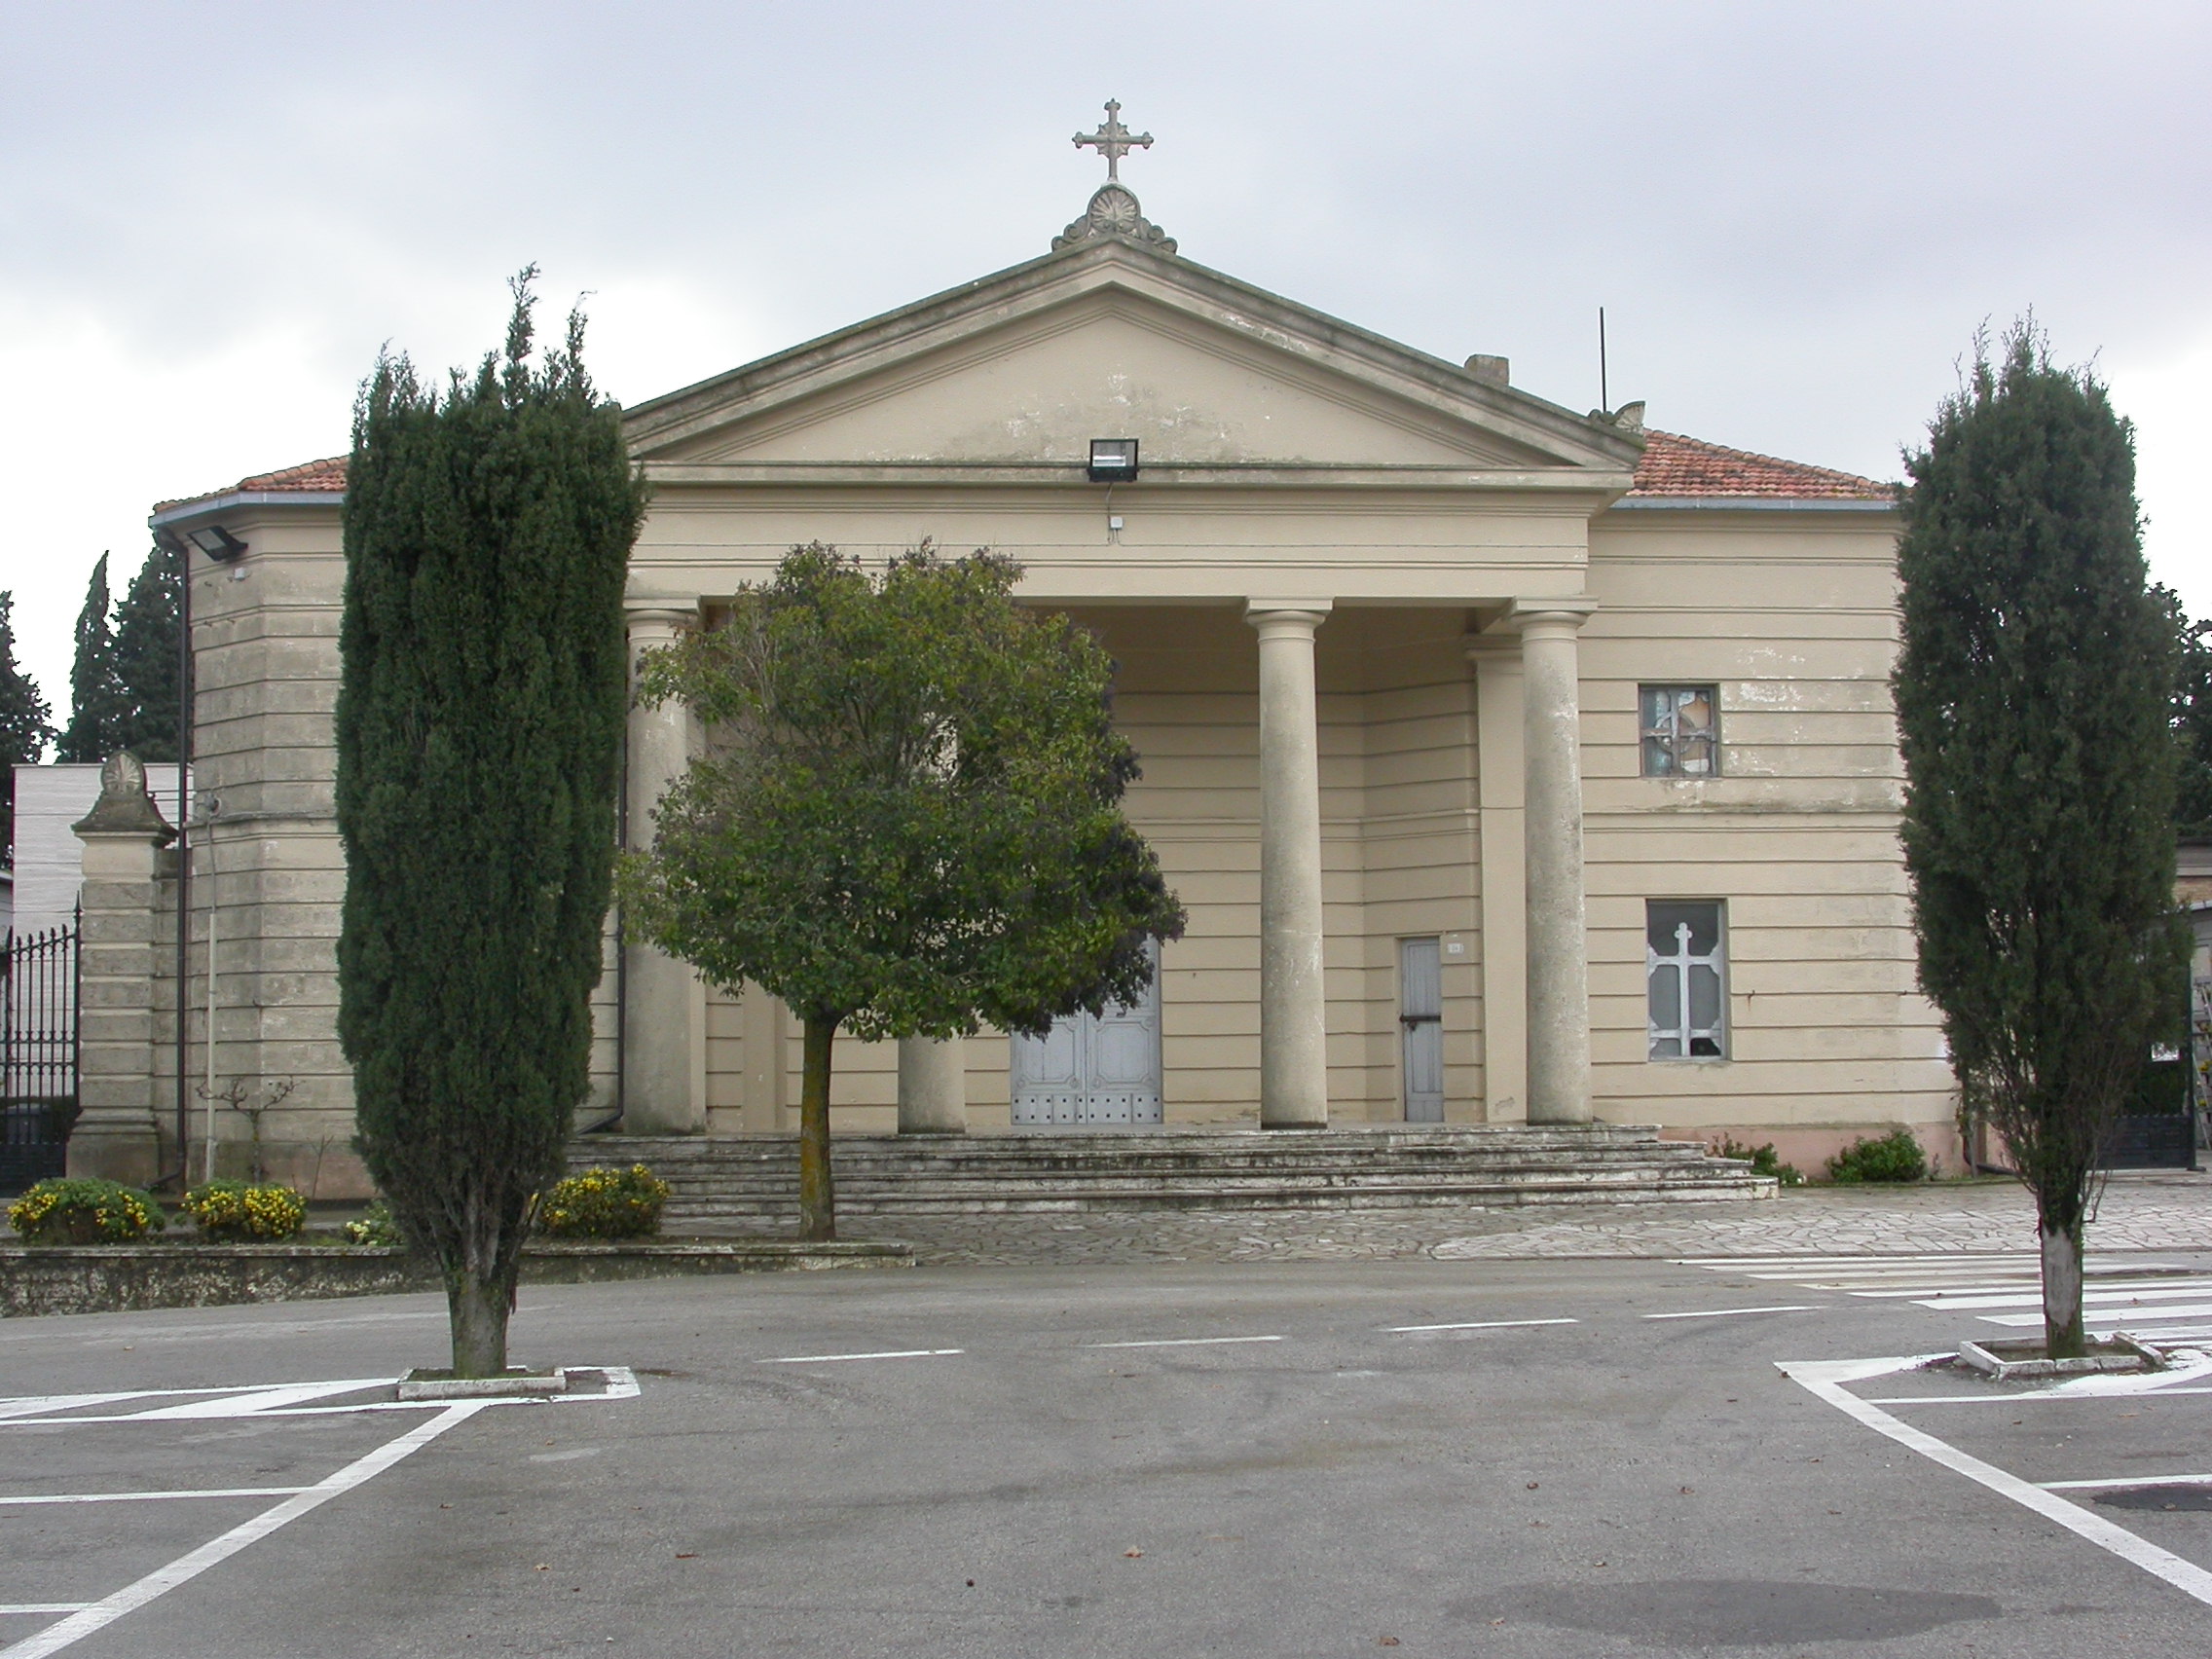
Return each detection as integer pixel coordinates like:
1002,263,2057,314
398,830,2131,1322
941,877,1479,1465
1052,184,1177,255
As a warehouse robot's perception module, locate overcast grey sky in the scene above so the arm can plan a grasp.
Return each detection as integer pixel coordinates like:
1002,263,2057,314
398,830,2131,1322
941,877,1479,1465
4,1,2207,718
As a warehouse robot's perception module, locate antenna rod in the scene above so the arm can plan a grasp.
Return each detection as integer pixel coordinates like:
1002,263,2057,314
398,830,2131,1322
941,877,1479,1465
1599,306,1608,415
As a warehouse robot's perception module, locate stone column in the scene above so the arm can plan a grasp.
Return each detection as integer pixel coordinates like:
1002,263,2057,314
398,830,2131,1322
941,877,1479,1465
68,755,175,1186
1511,600,1598,1125
897,1038,967,1134
622,604,707,1134
1465,637,1528,1123
1244,601,1333,1128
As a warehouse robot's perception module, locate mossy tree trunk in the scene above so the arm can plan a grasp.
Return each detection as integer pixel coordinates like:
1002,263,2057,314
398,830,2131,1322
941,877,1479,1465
798,1013,838,1241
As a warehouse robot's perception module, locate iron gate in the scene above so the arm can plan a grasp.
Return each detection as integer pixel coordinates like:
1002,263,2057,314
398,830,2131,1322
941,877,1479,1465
2,911,79,1193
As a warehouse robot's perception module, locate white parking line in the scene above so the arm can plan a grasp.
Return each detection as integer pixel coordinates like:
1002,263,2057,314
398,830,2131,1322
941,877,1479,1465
1081,1336,1285,1349
2040,1472,2212,1491
1643,1305,1821,1320
757,1348,965,1364
0,1488,311,1507
1782,1355,2212,1610
1386,1318,1579,1333
0,1401,489,1659
0,1611,88,1620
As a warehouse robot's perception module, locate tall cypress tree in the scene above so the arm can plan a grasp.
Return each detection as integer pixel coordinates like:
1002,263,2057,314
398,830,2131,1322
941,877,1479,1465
109,543,182,762
56,554,126,763
0,592,57,866
337,271,646,1376
1896,322,2184,1358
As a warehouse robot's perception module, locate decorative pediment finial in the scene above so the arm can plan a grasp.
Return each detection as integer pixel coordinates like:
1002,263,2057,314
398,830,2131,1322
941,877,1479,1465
1054,99,1177,256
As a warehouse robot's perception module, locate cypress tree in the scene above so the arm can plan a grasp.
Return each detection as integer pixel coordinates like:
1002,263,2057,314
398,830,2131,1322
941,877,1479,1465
55,554,127,763
109,543,182,762
0,592,57,865
1896,322,2185,1358
337,271,646,1376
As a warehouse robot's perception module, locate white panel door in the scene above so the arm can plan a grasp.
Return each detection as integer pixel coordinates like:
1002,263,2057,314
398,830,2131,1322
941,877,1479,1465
1010,944,1163,1127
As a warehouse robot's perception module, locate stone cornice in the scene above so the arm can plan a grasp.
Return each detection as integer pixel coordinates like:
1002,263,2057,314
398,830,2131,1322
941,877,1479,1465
640,461,1638,498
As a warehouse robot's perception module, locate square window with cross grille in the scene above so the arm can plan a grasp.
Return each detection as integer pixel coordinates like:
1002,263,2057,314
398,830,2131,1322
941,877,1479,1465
1641,684,1719,777
1647,900,1727,1060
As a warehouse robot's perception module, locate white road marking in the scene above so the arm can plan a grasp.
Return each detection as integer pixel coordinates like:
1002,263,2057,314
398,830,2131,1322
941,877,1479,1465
1783,1355,2212,1609
0,1611,88,1620
0,1367,638,1426
0,1488,311,1506
1082,1336,1285,1349
0,1401,488,1659
2040,1472,2212,1491
757,1348,965,1364
1868,1386,2212,1406
1978,1304,2212,1330
118,1380,395,1419
1910,1282,2212,1311
1643,1305,1821,1321
1386,1318,1579,1333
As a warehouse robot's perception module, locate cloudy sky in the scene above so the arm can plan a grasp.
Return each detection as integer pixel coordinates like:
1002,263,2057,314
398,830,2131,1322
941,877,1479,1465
3,1,2207,719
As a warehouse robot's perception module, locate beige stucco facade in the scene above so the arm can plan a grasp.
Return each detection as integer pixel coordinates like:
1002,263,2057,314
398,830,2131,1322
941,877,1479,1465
136,208,1957,1196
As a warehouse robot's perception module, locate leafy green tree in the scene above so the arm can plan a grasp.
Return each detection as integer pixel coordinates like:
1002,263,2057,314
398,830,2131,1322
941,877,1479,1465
55,554,127,763
336,271,646,1377
2171,597,2212,834
0,592,57,865
1896,322,2185,1358
109,545,182,762
620,545,1187,1240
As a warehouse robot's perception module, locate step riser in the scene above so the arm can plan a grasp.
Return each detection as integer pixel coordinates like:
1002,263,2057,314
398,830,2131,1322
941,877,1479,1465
568,1127,1775,1220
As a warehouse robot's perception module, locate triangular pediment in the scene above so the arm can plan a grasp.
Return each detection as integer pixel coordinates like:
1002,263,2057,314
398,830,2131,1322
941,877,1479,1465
626,240,1640,479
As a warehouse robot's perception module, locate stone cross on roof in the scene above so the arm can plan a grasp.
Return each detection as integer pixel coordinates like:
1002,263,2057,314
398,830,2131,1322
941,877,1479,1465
1073,99,1153,184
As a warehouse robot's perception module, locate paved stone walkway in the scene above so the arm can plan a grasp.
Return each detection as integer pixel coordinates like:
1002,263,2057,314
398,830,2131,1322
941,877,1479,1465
876,1172,2212,1268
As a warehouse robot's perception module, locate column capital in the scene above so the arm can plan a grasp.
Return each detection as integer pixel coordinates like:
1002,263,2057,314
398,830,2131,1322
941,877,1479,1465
625,599,701,638
1501,597,1598,636
1244,599,1333,637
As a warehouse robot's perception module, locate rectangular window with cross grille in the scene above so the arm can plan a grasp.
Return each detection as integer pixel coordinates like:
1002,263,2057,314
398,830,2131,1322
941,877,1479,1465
1647,900,1727,1060
1641,684,1719,777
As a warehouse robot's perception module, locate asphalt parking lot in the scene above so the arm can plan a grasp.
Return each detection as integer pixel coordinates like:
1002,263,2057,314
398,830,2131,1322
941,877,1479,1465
3,1249,2209,1657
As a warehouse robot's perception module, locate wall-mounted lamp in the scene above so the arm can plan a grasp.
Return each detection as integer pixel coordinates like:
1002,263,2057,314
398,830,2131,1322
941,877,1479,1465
1088,438,1139,483
184,524,247,562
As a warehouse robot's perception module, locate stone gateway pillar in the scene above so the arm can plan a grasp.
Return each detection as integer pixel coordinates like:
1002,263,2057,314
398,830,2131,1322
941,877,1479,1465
1511,600,1598,1125
68,755,175,1185
622,604,708,1134
1245,601,1333,1128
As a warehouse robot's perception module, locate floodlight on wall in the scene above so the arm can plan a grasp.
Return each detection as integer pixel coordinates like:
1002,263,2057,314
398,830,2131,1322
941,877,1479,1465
185,524,247,562
1088,438,1139,483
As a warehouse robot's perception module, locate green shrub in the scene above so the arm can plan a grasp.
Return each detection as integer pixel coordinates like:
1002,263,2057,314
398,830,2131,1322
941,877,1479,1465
538,1163,670,1240
7,1178,166,1243
179,1179,308,1241
344,1198,405,1247
1825,1128,1929,1184
1711,1135,1803,1187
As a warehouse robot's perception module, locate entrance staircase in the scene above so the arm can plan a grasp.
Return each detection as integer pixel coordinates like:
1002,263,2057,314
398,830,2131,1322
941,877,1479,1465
566,1124,1775,1233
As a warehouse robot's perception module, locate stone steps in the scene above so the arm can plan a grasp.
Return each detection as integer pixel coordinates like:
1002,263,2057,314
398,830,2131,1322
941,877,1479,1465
567,1125,1775,1223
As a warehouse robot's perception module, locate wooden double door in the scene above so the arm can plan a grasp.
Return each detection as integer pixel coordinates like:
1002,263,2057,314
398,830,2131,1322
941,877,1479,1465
1009,945,1163,1127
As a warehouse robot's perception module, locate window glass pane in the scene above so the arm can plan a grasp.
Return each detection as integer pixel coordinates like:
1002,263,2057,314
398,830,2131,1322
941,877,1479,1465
1639,684,1719,779
1648,963,1681,1030
1650,1034,1683,1059
1688,963,1722,1028
1688,1035,1722,1057
1642,735,1676,776
1647,901,1718,957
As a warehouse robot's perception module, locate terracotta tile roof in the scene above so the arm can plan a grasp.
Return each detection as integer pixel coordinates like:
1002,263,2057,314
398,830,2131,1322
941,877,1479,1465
155,455,349,512
1629,429,1894,500
161,432,1896,508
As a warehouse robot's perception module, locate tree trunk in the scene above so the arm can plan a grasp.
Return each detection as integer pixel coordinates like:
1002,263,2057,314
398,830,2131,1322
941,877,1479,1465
798,1013,838,1241
448,1270,512,1378
2041,1217,2086,1359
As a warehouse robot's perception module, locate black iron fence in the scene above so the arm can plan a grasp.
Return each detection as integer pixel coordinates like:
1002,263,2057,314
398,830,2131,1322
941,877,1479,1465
2,911,79,1193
